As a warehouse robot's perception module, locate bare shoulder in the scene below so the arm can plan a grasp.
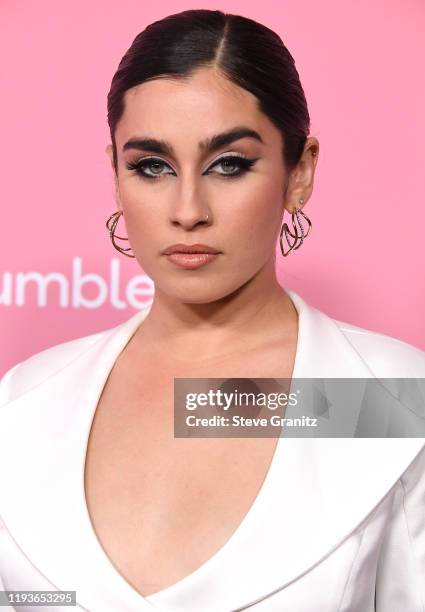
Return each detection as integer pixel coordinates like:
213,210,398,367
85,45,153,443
333,318,425,377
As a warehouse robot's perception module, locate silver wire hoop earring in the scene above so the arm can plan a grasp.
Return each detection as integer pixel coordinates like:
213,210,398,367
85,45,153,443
279,198,312,257
106,210,135,258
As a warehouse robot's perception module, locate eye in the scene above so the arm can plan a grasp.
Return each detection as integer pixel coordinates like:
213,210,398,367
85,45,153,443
205,154,259,178
126,156,175,180
126,153,259,181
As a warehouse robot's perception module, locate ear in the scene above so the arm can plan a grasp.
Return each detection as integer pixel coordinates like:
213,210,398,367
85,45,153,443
284,136,319,213
105,144,122,212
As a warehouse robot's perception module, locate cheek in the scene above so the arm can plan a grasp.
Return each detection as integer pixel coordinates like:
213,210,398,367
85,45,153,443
222,179,283,244
119,182,163,239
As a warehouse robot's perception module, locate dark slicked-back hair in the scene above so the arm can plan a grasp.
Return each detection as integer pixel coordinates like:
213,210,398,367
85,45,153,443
107,9,310,175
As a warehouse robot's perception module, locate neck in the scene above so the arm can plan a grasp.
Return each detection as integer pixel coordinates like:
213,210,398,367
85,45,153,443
130,259,297,363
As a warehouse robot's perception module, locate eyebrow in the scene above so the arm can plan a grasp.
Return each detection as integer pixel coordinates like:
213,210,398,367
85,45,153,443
122,126,264,156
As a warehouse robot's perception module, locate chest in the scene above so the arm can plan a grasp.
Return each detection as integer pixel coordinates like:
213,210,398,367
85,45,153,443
84,346,295,596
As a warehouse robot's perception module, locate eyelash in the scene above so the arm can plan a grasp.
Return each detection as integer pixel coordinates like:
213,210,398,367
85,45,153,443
125,154,259,180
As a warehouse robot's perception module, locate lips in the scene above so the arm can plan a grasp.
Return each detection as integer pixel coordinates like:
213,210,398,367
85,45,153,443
163,243,221,255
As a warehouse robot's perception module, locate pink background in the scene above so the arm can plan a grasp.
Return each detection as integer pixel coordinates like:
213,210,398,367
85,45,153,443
1,0,424,375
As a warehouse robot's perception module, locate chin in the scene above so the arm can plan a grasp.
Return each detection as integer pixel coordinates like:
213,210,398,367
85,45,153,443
155,274,253,305
159,284,228,304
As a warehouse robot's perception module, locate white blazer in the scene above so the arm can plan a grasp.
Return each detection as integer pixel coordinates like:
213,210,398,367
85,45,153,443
1,289,425,612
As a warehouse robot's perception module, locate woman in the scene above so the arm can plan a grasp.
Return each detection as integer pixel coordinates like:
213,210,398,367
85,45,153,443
1,9,424,612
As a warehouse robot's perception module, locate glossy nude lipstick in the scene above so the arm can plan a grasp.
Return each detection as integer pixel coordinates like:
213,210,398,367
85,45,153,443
162,243,221,270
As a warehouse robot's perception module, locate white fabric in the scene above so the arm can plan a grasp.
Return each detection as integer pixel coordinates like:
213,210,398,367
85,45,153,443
1,289,425,611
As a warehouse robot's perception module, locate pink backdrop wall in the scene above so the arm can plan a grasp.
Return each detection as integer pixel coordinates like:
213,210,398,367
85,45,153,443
1,0,424,375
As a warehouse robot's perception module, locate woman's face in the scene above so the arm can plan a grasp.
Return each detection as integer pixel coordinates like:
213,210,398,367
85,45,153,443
107,67,301,303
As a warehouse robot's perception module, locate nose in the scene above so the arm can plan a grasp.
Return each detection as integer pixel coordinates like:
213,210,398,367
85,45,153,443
169,180,212,230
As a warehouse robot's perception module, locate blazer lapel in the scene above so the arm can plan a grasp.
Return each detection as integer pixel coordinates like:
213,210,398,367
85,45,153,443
149,290,425,611
0,307,156,611
1,290,423,612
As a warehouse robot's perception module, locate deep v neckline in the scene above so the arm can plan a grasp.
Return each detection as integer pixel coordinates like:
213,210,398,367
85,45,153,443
77,293,302,610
